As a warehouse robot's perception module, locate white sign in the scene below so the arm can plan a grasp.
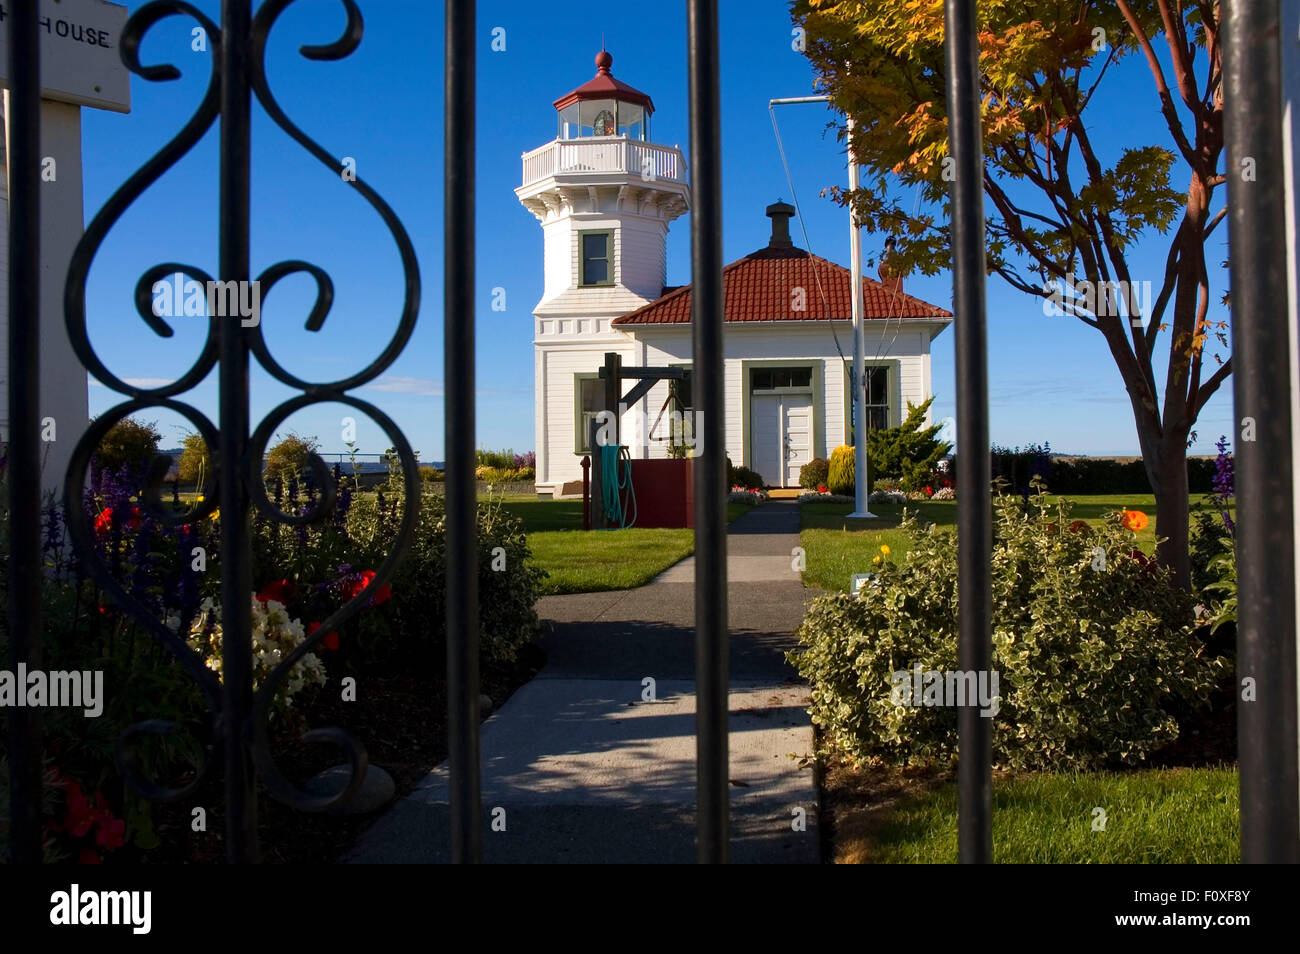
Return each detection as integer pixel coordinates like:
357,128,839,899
0,0,130,113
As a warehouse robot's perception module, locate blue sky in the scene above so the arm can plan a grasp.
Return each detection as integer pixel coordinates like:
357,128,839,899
80,0,1234,460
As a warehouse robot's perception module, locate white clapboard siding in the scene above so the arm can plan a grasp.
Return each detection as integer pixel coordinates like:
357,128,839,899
537,342,638,487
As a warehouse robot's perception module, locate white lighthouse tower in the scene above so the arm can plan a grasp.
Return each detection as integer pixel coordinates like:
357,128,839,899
517,50,690,495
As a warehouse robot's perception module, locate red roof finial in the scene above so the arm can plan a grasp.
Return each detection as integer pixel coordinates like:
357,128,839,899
596,49,613,73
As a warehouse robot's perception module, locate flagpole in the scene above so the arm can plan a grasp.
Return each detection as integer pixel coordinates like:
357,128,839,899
768,95,874,517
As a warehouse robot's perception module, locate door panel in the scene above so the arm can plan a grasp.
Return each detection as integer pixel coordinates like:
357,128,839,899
750,394,782,487
783,398,813,487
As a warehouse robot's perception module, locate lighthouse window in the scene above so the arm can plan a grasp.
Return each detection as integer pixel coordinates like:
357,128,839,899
580,230,613,286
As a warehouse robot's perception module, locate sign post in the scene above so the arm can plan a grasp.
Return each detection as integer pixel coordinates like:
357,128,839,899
1,0,130,501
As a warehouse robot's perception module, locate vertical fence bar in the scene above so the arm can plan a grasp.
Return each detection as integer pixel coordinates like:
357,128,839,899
1224,0,1300,864
943,0,993,863
219,0,258,864
5,0,44,865
687,0,729,864
445,0,482,864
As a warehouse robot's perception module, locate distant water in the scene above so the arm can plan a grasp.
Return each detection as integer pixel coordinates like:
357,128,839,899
157,450,445,474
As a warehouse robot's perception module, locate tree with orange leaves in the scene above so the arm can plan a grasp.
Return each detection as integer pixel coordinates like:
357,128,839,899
794,0,1230,589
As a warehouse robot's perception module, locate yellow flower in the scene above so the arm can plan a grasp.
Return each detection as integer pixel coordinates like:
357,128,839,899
872,555,881,564
880,544,891,556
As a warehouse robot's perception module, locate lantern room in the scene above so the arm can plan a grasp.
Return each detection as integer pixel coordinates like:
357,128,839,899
553,50,653,140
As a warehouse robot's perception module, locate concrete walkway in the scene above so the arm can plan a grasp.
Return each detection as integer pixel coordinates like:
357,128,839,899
345,500,820,863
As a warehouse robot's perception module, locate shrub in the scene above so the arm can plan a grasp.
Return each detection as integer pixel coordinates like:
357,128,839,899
866,398,951,490
828,446,856,496
726,456,765,490
991,442,1053,496
476,447,517,470
799,457,830,490
94,418,162,481
419,465,441,482
176,431,211,486
264,432,319,485
383,490,543,665
1204,534,1237,634
475,465,533,483
789,482,1223,771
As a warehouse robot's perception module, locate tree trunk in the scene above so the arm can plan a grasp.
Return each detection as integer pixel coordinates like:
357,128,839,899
1148,435,1192,591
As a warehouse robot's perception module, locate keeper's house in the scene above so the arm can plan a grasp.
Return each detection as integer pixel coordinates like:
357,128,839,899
518,51,953,494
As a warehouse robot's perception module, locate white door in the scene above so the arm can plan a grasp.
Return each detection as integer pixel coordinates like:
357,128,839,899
750,393,814,488
750,394,783,487
783,397,813,487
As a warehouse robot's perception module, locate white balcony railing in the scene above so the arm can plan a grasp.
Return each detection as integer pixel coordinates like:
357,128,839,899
521,138,687,188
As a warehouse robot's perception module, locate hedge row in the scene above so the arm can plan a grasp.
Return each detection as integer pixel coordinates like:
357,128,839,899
986,454,1218,495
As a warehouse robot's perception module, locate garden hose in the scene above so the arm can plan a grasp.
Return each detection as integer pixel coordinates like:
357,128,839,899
600,444,636,529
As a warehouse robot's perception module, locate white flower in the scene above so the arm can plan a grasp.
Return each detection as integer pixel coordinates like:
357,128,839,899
184,592,327,714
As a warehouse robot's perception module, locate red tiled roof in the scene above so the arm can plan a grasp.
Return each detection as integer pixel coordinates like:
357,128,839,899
553,51,654,112
612,245,953,325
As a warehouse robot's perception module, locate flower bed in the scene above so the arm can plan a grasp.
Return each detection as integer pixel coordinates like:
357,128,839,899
0,456,543,863
729,485,769,505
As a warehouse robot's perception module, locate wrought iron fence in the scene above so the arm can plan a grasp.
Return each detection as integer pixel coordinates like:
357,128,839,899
3,0,1297,866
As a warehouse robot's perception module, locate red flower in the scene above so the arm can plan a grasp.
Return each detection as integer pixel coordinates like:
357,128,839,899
95,815,126,851
817,484,828,493
924,486,933,496
342,570,391,606
93,506,142,536
309,621,339,651
255,578,293,606
1068,520,1089,533
62,781,97,838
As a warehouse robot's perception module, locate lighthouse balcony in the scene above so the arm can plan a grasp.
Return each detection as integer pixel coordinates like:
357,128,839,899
520,137,687,189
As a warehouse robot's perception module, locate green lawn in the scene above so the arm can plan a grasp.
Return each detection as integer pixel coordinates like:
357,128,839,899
867,767,1238,864
801,494,1228,592
503,498,752,595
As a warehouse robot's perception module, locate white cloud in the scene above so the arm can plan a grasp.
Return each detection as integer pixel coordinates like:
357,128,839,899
88,377,174,388
362,376,444,397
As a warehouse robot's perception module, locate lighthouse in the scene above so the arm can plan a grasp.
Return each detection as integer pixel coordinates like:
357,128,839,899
518,51,690,494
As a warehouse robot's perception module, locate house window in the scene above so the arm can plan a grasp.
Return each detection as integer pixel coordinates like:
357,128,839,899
864,366,889,430
751,366,812,391
575,374,605,453
579,230,613,286
847,366,891,440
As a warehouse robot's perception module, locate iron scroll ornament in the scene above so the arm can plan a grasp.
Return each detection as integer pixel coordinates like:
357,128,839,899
62,0,421,816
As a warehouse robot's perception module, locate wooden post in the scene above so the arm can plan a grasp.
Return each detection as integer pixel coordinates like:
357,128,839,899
603,351,622,449
581,454,591,530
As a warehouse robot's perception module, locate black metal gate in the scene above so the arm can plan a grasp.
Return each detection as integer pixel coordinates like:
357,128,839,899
4,0,1298,865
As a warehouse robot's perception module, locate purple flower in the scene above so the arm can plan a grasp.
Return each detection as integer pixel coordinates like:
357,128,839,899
42,500,63,561
1212,435,1234,499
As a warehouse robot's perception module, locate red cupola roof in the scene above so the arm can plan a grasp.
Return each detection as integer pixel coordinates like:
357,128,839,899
553,50,655,113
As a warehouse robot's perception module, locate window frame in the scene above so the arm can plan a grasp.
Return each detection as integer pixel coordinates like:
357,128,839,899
844,361,897,443
578,229,615,287
574,372,604,454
